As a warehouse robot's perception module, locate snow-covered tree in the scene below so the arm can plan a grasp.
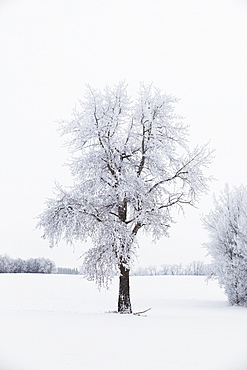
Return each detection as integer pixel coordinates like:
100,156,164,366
203,185,247,306
25,258,56,274
0,256,56,274
38,82,212,313
12,258,25,273
0,255,12,273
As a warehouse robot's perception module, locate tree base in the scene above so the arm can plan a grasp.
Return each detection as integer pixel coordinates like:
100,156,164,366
118,264,132,314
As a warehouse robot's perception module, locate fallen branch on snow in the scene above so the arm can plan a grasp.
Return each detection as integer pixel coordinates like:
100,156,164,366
133,308,152,316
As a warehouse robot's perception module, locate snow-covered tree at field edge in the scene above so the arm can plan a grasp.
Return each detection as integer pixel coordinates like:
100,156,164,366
203,184,247,306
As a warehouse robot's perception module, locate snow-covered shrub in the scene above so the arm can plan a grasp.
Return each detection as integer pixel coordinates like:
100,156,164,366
203,184,247,306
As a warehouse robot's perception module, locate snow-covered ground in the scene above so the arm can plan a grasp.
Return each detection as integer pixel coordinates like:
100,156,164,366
0,274,246,370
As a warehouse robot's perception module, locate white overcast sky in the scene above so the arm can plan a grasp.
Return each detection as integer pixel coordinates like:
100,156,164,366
0,0,247,268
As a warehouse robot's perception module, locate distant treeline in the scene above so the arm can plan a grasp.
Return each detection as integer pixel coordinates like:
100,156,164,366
131,261,211,276
0,255,81,275
0,255,56,274
0,255,210,276
56,267,80,275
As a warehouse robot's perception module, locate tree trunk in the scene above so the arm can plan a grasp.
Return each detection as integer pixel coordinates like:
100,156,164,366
118,263,132,314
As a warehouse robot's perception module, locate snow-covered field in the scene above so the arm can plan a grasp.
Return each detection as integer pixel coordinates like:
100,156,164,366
0,274,246,370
